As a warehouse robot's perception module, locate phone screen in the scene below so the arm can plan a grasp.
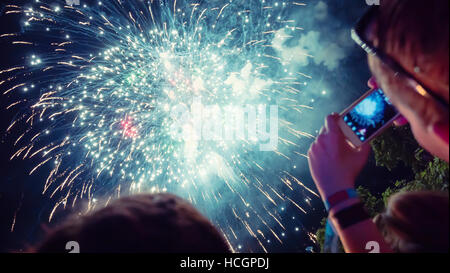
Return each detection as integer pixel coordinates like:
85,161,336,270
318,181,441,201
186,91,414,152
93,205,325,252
343,88,398,142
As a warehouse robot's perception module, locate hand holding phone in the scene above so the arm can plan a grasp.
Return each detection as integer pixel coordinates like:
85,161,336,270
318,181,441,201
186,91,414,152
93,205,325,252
308,114,371,200
339,88,400,148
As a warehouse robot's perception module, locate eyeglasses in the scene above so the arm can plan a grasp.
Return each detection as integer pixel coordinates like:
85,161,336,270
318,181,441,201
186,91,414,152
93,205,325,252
352,6,449,110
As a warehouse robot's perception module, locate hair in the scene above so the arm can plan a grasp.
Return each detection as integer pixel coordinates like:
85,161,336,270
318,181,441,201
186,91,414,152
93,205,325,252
374,191,449,253
33,194,231,253
376,0,449,83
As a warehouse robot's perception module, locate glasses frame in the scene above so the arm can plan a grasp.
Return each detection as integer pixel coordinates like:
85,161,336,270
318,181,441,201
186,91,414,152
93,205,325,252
351,6,449,109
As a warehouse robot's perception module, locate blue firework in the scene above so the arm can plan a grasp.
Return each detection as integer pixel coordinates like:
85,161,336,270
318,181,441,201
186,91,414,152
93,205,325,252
350,89,386,128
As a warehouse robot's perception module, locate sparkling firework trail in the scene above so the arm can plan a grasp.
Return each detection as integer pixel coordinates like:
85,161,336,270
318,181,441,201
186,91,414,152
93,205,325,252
1,0,319,252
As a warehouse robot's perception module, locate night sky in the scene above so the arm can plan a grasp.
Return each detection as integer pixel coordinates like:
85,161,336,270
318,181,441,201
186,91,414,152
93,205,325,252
0,0,410,253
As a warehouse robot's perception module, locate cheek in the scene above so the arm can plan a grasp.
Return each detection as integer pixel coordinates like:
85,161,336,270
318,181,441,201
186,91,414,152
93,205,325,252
409,116,449,161
367,56,379,78
367,57,449,160
367,55,389,80
409,119,429,145
367,56,395,94
368,56,441,124
368,57,406,108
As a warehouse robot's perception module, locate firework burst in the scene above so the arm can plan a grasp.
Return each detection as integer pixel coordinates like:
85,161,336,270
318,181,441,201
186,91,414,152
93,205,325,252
1,0,319,252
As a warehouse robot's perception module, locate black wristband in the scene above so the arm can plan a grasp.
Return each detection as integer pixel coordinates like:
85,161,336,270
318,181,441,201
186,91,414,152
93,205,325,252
332,202,370,229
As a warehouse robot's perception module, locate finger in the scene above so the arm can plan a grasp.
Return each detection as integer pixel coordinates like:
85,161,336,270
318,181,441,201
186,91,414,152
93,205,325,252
324,113,343,136
307,141,320,159
307,145,315,159
324,114,347,148
318,125,326,136
368,77,378,89
315,133,327,147
393,115,409,127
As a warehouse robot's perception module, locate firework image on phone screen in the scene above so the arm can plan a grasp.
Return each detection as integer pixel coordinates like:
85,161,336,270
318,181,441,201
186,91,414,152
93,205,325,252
340,88,400,147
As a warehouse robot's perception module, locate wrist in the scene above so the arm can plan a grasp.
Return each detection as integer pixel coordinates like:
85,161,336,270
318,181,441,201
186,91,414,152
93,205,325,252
329,201,371,231
319,183,356,202
322,187,359,212
329,198,361,216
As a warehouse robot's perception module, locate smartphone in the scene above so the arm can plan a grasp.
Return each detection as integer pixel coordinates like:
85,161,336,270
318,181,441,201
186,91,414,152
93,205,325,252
339,88,400,148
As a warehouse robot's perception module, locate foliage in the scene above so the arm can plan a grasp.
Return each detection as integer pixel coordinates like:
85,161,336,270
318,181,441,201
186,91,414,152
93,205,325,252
382,158,449,205
314,218,326,252
371,126,430,172
355,186,385,217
